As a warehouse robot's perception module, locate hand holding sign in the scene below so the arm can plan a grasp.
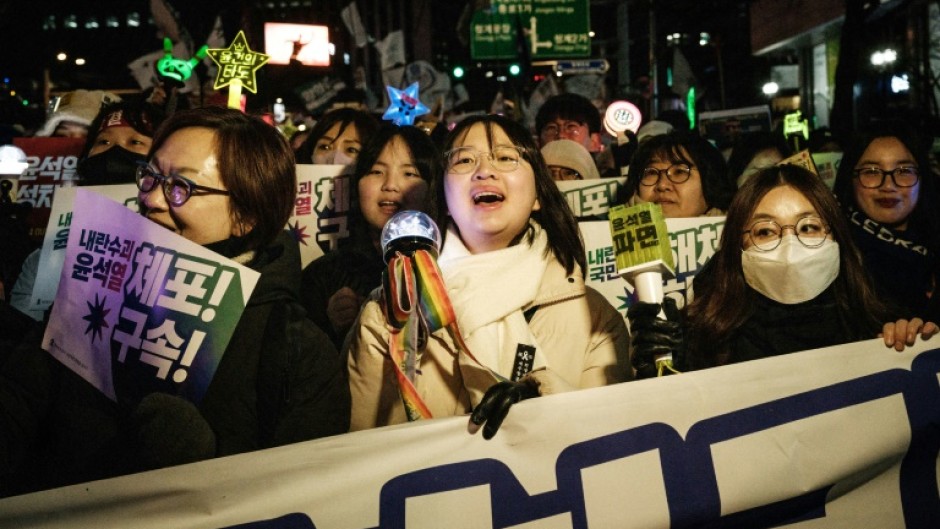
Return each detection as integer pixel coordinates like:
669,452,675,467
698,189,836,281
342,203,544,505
608,203,682,376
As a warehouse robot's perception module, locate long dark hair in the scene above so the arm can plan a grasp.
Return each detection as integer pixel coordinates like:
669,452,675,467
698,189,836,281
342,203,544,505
295,108,379,164
685,165,888,368
833,121,940,248
437,114,586,276
146,107,295,253
621,131,735,212
342,124,440,252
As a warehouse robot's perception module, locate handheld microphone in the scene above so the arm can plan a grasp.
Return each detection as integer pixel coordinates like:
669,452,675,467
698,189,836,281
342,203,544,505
380,210,442,263
608,203,675,317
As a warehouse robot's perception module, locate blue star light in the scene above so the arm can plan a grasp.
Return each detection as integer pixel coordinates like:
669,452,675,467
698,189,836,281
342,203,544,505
382,82,430,126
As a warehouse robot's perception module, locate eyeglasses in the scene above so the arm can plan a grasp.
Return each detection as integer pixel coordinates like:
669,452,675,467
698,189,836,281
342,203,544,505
852,166,919,188
548,166,582,181
444,146,525,175
540,121,585,141
743,217,830,252
639,164,693,186
135,162,230,207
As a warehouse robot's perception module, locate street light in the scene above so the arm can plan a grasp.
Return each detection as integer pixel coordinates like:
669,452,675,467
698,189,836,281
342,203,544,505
762,81,779,96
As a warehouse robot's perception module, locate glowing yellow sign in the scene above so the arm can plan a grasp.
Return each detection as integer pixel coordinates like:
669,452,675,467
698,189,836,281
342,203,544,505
206,31,270,95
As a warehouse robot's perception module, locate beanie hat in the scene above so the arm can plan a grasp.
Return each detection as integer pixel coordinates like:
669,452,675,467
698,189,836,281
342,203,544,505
540,139,601,180
37,90,122,137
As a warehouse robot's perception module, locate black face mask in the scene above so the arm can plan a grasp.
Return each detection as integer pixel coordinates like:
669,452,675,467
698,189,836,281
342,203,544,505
77,146,147,187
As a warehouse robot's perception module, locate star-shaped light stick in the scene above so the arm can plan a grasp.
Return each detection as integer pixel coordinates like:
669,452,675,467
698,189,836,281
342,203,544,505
382,82,430,126
206,31,270,109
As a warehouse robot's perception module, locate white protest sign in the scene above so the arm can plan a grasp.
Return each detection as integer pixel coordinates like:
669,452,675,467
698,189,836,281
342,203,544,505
289,164,353,268
556,177,625,218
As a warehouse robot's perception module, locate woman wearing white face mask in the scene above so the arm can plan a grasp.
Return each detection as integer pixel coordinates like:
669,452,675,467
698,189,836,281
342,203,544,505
628,165,938,376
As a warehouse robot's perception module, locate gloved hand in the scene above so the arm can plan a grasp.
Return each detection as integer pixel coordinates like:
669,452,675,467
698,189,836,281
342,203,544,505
131,393,217,470
326,286,364,336
469,379,540,440
627,297,683,378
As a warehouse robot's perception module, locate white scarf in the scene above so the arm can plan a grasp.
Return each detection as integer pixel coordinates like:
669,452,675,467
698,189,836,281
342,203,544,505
438,221,550,384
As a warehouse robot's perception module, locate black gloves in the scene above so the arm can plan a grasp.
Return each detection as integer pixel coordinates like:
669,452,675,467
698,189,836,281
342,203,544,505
469,379,540,440
627,297,683,379
131,393,217,470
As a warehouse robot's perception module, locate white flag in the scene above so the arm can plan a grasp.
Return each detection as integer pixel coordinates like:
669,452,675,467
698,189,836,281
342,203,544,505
672,47,697,98
341,1,369,48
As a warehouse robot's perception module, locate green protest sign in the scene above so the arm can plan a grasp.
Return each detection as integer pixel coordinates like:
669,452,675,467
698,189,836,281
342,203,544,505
470,0,590,60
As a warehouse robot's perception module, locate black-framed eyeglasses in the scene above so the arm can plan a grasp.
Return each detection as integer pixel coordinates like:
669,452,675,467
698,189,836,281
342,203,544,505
548,165,582,181
540,120,585,140
444,145,525,175
135,161,230,207
852,166,919,189
640,164,693,186
742,216,830,252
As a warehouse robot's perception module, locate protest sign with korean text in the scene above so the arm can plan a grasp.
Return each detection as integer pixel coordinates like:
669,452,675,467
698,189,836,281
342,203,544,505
29,183,139,315
42,189,260,404
11,136,84,241
289,164,353,267
581,216,725,316
556,177,625,219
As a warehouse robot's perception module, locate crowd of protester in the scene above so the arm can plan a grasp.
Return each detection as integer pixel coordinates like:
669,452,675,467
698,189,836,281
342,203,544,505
0,85,938,497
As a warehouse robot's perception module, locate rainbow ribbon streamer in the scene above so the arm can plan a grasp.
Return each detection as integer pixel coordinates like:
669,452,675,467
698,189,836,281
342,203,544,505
383,249,502,421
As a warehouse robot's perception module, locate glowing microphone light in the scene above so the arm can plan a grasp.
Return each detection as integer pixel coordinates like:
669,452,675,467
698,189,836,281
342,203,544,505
380,210,442,263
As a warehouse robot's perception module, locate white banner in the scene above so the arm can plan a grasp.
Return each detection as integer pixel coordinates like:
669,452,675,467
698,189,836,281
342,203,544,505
2,338,938,528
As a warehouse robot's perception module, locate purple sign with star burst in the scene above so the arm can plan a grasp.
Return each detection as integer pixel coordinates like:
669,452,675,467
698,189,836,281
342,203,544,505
42,190,260,405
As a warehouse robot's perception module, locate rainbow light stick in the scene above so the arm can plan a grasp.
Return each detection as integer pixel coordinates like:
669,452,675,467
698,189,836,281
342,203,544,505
206,31,270,110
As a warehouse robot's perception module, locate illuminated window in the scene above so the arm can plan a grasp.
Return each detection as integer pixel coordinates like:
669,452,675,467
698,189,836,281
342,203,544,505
127,12,140,27
42,15,56,31
85,16,99,29
106,15,119,28
64,15,78,29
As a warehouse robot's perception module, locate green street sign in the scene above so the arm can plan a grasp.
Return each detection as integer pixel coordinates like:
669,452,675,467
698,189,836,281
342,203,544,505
470,0,590,61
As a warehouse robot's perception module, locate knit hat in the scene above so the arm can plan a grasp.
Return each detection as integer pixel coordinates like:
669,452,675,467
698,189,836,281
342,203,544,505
37,90,122,137
540,139,600,180
636,120,674,143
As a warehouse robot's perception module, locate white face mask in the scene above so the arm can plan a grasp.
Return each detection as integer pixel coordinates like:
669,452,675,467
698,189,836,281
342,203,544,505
741,235,840,304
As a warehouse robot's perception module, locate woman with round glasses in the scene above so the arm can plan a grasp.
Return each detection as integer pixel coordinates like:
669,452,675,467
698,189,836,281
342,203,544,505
0,108,350,497
346,114,630,436
833,122,940,322
627,165,936,376
135,105,349,436
621,131,736,218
